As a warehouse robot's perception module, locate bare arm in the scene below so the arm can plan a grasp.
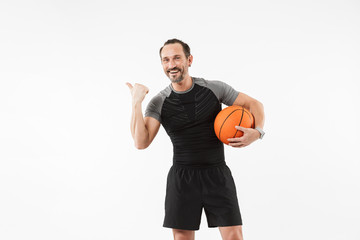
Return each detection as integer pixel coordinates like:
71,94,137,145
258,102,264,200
126,83,161,149
227,92,265,148
233,92,265,129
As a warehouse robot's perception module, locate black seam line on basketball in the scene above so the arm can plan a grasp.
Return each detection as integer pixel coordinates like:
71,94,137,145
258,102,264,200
233,108,245,138
242,109,255,128
243,109,254,127
219,109,242,141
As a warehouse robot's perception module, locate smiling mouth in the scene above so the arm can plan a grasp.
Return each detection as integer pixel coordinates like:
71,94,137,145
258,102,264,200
168,69,180,74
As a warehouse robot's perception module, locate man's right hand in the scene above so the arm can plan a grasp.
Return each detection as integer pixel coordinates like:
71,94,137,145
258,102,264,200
126,82,160,149
126,82,149,104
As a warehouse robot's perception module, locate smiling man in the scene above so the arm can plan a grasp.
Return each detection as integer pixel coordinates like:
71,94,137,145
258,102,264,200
126,39,265,240
162,41,192,84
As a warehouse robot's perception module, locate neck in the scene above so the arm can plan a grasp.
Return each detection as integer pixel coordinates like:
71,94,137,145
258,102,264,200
171,75,193,92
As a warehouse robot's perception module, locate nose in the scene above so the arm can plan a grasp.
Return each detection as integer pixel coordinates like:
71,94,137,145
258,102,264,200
168,59,177,69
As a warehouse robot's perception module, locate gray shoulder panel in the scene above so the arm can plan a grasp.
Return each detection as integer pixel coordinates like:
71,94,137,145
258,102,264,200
144,86,171,123
194,77,239,106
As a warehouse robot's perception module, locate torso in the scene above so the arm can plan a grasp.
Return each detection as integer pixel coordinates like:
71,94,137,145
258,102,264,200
145,77,239,167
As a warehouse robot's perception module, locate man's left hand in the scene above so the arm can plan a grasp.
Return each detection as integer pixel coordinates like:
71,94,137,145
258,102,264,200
227,126,260,148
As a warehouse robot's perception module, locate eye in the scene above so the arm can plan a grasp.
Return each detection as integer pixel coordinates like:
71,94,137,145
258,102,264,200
163,59,169,63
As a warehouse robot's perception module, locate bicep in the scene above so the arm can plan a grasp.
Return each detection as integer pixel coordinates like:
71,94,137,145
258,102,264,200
144,116,161,144
232,92,258,109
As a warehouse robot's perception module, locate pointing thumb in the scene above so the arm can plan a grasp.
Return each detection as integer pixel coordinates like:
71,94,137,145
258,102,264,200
126,82,133,89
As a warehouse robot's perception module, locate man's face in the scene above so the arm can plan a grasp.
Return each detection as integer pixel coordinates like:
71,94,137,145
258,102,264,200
160,43,192,83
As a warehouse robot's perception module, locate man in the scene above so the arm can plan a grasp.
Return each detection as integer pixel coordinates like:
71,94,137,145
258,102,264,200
126,39,265,240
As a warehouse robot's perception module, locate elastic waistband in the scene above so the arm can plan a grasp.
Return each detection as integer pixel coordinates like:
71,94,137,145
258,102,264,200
172,161,226,169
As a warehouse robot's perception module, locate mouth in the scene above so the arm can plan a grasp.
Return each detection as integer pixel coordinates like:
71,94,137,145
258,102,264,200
168,69,180,75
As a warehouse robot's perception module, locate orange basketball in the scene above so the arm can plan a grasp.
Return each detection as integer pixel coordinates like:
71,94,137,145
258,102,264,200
214,105,255,145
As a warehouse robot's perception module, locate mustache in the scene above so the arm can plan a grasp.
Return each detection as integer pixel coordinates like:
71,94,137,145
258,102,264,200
167,67,181,72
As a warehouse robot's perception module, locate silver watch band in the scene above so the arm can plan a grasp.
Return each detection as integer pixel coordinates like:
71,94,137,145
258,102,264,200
255,127,265,139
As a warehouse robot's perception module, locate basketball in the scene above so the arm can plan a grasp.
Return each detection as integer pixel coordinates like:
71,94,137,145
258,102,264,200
214,105,255,145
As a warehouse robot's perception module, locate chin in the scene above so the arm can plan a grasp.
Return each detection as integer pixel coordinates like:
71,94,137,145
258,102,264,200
168,74,183,83
171,77,183,83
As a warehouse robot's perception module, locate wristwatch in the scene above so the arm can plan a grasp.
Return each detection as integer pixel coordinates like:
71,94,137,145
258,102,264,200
255,127,265,139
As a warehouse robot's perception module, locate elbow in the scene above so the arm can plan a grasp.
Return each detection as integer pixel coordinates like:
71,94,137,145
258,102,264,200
251,99,264,110
134,141,149,150
258,100,264,109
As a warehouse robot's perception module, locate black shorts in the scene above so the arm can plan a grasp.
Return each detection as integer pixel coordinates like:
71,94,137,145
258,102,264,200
163,163,242,230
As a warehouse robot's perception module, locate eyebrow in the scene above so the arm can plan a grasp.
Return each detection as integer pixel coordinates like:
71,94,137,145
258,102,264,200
162,54,182,60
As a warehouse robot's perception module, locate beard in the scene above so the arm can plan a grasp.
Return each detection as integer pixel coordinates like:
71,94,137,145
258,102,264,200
167,67,186,83
170,74,184,83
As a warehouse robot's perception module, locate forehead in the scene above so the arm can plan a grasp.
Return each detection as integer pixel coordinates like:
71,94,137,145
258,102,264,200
161,43,185,58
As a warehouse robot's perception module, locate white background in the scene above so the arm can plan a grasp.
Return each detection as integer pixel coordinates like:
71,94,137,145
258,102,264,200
1,0,359,239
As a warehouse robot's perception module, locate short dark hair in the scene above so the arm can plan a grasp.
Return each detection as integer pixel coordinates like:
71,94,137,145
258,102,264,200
159,38,191,58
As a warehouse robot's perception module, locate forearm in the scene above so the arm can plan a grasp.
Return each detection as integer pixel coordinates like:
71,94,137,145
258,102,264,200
249,100,265,129
130,102,150,149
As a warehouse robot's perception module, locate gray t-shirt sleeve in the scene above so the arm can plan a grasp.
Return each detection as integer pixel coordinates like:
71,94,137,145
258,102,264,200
144,93,164,123
205,80,240,106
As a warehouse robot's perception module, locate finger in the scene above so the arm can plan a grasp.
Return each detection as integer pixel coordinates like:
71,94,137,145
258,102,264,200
229,142,245,148
227,137,245,142
126,82,133,90
134,83,149,94
228,140,242,146
235,126,247,131
230,141,249,148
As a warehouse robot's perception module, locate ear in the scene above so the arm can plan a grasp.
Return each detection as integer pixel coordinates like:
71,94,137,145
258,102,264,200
188,54,193,67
